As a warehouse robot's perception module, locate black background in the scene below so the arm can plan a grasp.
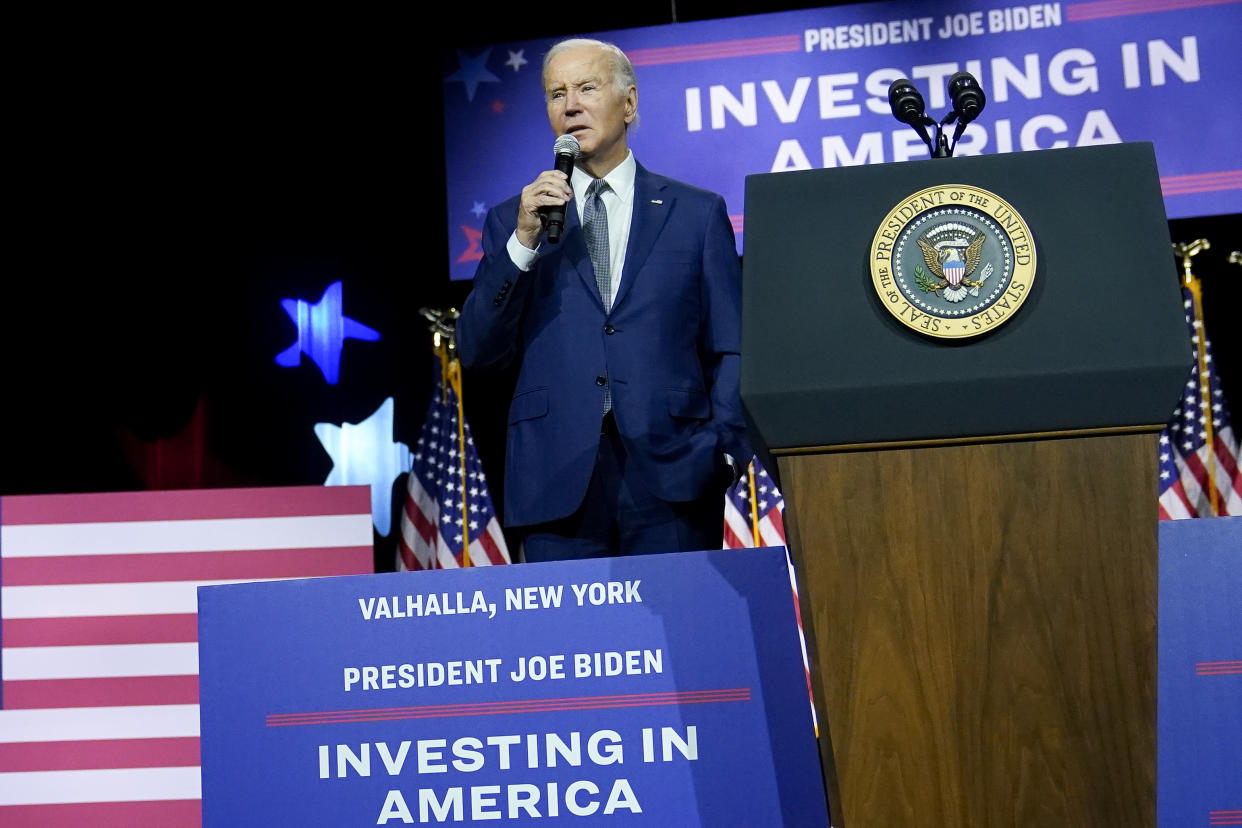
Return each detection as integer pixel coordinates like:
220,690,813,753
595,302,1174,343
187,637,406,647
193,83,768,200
5,2,1238,569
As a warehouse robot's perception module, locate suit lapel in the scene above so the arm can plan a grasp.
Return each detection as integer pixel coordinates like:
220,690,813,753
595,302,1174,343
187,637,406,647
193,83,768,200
559,203,605,311
613,163,672,312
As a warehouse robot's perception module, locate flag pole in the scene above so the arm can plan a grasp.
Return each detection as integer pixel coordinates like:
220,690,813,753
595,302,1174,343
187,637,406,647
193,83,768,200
446,349,472,567
1173,240,1217,516
421,307,470,566
746,461,762,547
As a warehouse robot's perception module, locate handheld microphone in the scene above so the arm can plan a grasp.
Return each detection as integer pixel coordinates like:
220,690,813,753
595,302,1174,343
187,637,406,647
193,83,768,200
544,134,580,244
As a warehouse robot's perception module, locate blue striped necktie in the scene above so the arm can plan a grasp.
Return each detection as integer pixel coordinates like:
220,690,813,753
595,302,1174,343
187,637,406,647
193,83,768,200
583,178,612,412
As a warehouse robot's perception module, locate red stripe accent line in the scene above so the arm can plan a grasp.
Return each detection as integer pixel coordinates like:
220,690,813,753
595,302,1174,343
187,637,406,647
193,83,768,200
729,214,745,234
628,35,802,66
1,546,372,586
3,614,200,647
1197,661,1242,668
267,688,751,727
1197,668,1242,675
1066,0,1240,22
1160,170,1242,195
1,675,200,709
0,485,370,524
0,800,202,828
0,737,200,772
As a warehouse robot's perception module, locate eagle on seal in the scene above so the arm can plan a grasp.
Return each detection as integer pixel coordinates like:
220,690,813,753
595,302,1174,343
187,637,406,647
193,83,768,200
917,232,987,302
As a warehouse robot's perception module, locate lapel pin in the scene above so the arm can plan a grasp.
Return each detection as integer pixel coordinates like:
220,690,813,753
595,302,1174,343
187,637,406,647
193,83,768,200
650,199,663,205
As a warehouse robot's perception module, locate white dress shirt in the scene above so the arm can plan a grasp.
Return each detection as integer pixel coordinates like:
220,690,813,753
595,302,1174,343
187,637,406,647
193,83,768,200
507,151,637,301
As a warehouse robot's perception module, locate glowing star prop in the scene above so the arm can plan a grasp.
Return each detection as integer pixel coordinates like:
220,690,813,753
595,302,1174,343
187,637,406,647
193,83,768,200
275,281,380,385
445,49,500,102
314,397,410,536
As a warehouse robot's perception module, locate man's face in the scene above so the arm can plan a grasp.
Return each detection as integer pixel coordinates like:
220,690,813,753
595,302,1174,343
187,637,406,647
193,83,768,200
544,46,636,177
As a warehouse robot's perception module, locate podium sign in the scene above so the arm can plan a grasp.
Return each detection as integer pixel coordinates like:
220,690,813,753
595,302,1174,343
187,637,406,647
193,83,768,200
198,548,826,826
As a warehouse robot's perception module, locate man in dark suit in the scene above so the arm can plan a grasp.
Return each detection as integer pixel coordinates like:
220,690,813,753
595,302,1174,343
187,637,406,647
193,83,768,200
457,38,747,562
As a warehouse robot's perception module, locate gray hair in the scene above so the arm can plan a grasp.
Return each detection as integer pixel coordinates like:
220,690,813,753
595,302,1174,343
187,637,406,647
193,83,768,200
543,38,637,96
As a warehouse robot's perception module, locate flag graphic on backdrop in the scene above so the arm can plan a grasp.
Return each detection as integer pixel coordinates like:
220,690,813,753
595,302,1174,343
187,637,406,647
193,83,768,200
1159,285,1242,519
398,355,510,570
0,486,373,826
724,457,814,726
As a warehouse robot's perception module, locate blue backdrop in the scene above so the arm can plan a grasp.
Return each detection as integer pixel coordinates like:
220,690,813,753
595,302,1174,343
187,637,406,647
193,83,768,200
443,0,1241,280
1159,516,1241,828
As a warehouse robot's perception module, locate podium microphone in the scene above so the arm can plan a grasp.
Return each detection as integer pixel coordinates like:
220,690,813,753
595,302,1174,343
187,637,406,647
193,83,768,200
888,78,934,153
946,71,986,147
544,134,580,244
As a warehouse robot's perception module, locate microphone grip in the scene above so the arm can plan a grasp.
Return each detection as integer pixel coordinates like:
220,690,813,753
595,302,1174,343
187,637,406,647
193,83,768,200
543,152,576,244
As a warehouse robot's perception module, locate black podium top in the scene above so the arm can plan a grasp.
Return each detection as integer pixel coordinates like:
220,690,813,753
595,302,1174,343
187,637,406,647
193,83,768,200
741,142,1189,451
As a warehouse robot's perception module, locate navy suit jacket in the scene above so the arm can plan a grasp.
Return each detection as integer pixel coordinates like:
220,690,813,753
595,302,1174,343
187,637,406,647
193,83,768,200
457,162,748,528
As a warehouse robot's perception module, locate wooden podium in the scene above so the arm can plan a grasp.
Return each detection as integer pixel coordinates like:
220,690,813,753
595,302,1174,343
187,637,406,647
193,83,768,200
741,144,1188,827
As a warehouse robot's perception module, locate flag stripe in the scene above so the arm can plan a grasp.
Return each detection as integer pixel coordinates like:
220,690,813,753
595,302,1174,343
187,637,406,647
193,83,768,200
3,614,200,647
2,546,375,586
0,799,203,827
397,537,422,572
0,486,374,825
402,490,437,545
2,578,288,619
2,643,199,681
0,486,370,525
1,514,371,558
2,676,199,710
0,704,201,743
0,767,201,806
0,737,200,773
477,525,508,567
1159,480,1196,519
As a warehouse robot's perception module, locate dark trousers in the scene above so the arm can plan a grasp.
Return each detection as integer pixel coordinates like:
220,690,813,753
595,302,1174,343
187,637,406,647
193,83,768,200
520,413,724,563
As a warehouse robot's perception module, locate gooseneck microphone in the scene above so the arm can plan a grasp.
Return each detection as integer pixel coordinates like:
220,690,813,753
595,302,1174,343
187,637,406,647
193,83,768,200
888,78,935,154
544,134,581,244
946,71,987,146
889,73,988,159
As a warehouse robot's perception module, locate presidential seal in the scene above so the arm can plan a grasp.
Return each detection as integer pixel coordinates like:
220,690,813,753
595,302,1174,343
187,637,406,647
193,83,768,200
870,184,1036,339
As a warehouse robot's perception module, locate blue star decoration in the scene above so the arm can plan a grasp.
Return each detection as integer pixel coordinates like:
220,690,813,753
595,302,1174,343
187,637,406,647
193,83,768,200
445,49,500,102
314,397,411,536
275,281,380,385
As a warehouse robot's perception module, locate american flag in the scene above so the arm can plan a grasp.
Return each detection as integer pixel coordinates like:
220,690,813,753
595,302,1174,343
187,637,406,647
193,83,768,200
1159,285,1242,519
398,355,511,570
723,457,815,727
0,485,374,826
723,456,786,550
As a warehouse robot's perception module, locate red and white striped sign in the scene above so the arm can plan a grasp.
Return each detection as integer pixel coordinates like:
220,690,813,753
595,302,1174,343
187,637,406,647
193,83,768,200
0,486,374,826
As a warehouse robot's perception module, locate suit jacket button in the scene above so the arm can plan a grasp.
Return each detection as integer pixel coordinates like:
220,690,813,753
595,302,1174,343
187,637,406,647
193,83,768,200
604,325,616,335
595,375,607,386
